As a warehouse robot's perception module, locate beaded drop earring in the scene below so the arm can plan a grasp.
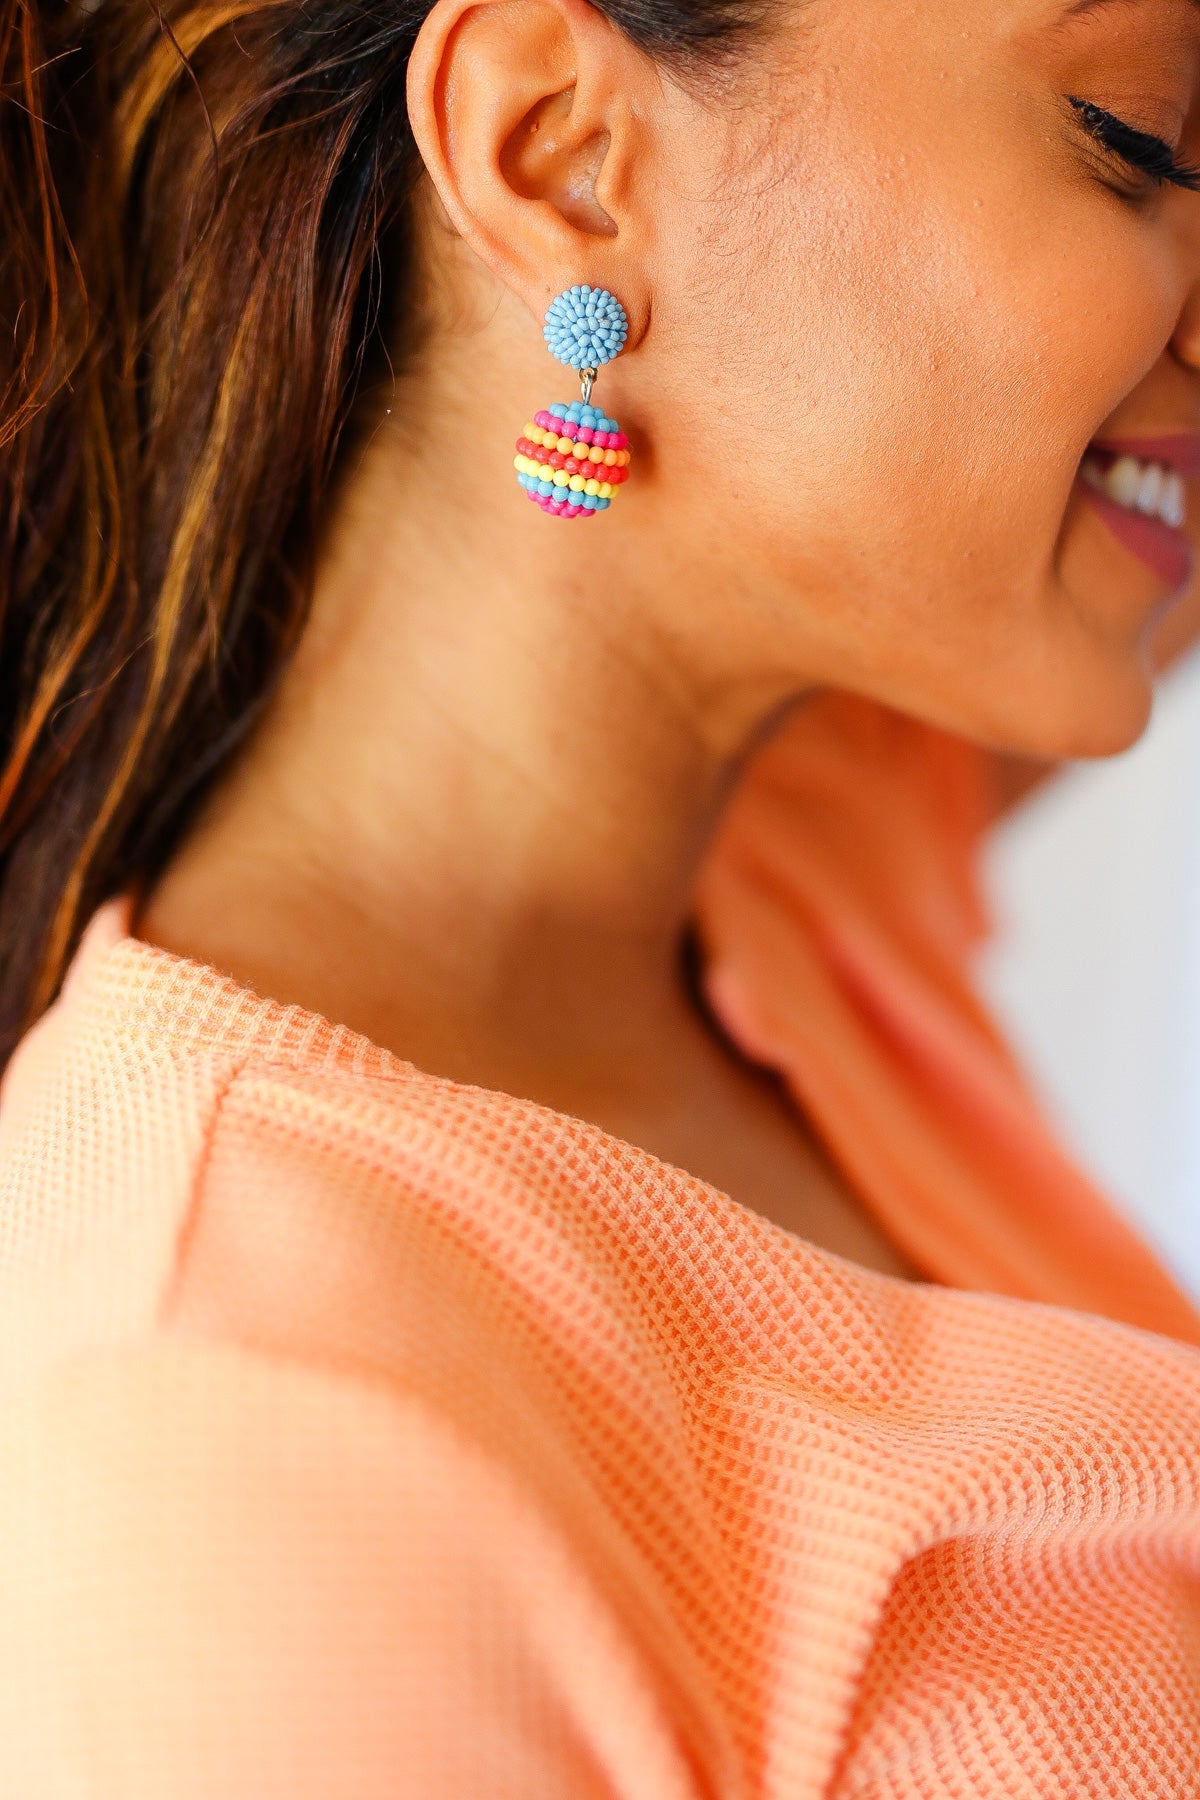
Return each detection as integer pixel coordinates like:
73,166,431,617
512,284,633,520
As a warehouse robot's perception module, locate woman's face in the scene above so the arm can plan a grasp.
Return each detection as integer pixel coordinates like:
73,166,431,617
640,0,1200,758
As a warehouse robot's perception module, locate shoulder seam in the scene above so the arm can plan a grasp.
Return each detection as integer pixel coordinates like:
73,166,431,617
153,1056,249,1328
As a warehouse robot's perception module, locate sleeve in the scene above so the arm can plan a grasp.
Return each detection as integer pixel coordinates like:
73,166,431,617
0,1342,700,1800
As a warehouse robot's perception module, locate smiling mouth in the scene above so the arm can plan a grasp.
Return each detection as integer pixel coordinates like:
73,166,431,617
1077,437,1196,595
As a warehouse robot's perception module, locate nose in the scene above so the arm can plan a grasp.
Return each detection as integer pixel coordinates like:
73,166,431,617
1174,286,1200,373
1172,206,1200,374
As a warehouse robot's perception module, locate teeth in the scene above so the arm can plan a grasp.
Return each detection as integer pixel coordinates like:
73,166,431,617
1081,453,1189,532
1136,464,1164,517
1110,455,1143,509
1162,473,1186,531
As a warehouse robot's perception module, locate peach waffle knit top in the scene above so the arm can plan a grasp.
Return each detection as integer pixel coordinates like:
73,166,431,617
2,695,1200,1797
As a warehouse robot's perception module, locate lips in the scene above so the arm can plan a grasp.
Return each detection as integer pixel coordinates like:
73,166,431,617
1080,487,1194,592
1094,435,1200,479
1078,434,1197,595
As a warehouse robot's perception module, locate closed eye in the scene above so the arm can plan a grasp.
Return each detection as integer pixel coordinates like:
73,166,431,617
1069,97,1200,190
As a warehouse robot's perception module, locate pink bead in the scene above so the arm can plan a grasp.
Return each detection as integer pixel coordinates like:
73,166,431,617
561,421,579,440
534,412,553,430
577,427,595,445
612,432,628,451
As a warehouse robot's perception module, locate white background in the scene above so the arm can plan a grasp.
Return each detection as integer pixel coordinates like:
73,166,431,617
979,649,1200,1301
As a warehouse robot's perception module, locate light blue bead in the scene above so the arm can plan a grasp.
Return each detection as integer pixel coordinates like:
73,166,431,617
538,481,555,498
549,403,567,419
543,285,629,370
595,496,610,510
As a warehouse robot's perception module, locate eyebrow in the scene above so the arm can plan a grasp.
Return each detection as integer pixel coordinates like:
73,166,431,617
1061,0,1200,14
1072,0,1200,11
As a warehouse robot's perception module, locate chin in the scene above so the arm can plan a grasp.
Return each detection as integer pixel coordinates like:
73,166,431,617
991,659,1157,764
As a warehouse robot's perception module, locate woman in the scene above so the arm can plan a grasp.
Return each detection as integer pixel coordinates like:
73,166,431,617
2,0,1200,1789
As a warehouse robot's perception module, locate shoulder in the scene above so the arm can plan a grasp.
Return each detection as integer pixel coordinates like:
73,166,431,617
0,1339,702,1799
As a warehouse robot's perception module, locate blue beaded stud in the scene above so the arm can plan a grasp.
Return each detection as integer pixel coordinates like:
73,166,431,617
543,284,629,371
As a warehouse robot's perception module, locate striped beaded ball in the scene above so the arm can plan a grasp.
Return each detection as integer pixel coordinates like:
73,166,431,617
513,402,633,521
543,285,628,370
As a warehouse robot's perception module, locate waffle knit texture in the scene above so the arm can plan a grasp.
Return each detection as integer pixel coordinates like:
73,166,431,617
1,693,1199,1797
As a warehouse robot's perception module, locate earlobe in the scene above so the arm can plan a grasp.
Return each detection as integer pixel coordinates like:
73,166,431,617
407,0,649,330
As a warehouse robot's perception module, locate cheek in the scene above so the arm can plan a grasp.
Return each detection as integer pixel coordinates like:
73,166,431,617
653,121,1178,754
682,133,1177,623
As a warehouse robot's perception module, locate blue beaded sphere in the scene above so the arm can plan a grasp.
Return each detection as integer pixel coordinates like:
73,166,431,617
543,284,628,370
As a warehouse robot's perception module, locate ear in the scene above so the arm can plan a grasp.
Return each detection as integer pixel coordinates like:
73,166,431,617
407,0,658,343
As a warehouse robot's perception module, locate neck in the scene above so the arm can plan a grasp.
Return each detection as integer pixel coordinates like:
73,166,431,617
142,339,806,1100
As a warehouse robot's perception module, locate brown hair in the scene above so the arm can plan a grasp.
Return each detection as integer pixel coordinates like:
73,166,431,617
0,0,769,1063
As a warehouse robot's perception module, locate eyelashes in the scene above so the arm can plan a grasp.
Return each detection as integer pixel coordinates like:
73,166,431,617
1069,97,1200,192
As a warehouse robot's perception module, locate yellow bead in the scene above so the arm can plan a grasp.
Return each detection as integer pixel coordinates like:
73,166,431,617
553,471,570,487
513,454,526,472
599,482,613,499
568,475,586,492
584,478,601,496
557,436,574,454
588,446,605,464
524,423,539,442
535,461,553,480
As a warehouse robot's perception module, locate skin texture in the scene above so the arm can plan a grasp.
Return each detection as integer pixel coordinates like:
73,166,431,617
143,0,1200,1279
